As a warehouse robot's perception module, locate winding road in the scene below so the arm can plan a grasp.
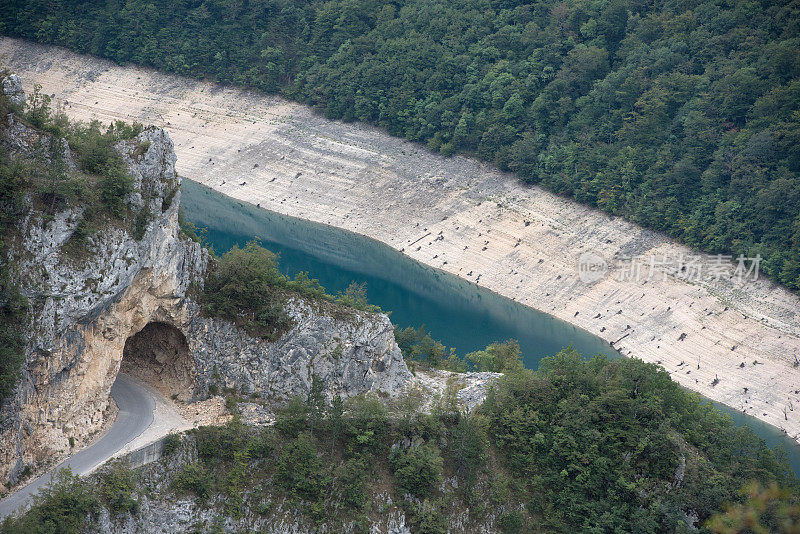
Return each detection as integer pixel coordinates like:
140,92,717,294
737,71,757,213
0,373,155,519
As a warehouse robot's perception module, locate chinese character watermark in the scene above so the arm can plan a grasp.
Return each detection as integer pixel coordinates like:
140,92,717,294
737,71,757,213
576,252,761,285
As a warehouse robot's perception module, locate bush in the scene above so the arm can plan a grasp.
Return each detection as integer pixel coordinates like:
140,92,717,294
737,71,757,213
1,468,98,533
342,395,389,458
337,458,368,511
390,443,443,499
275,396,310,438
449,416,489,489
173,462,212,499
162,433,181,456
98,166,133,218
497,510,524,534
195,418,252,464
394,325,451,369
99,462,139,515
133,207,151,240
412,498,447,534
465,340,523,373
275,431,329,504
201,240,290,339
335,282,380,312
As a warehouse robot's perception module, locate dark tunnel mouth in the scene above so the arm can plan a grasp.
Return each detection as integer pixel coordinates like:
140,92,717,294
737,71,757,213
120,321,194,401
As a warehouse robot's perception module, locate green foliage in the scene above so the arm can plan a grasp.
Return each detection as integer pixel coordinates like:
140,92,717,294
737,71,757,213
200,240,290,339
178,207,203,244
482,348,799,531
412,498,448,534
275,432,330,511
390,442,444,499
133,206,150,240
4,0,800,289
341,395,389,459
274,396,310,439
448,415,489,491
287,271,326,300
0,468,98,533
0,128,28,407
394,325,452,369
195,418,252,464
162,433,181,456
497,510,524,534
202,240,385,339
336,458,369,511
98,462,138,516
172,462,212,500
706,481,800,533
24,84,52,130
98,165,133,218
334,282,380,312
465,340,524,373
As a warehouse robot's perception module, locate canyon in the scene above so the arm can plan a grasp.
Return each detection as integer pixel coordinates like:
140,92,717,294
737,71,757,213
1,37,798,444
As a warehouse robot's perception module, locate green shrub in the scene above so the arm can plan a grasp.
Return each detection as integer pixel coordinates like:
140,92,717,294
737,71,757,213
390,443,443,499
173,462,212,499
448,416,489,490
1,468,98,533
201,240,290,339
99,462,139,515
287,271,326,299
0,150,28,406
275,431,329,504
196,418,252,464
24,84,52,130
342,395,389,458
412,498,447,534
337,458,368,511
133,207,151,240
98,166,133,218
162,433,181,456
394,325,450,369
275,396,310,438
497,510,524,534
161,187,177,212
335,281,380,312
465,340,523,373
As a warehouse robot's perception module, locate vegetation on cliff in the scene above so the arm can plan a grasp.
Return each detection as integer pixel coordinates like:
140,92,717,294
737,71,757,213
3,347,798,533
200,239,381,340
0,87,27,405
2,0,799,290
0,80,148,405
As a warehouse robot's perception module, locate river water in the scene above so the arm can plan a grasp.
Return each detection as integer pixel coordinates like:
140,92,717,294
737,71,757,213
181,179,800,476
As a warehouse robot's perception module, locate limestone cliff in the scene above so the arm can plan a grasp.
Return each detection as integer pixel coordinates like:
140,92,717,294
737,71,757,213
0,77,412,491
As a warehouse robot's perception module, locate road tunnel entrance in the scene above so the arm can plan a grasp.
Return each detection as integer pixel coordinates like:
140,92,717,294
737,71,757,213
120,322,194,401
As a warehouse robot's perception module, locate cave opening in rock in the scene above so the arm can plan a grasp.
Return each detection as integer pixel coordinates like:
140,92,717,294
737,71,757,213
121,322,194,401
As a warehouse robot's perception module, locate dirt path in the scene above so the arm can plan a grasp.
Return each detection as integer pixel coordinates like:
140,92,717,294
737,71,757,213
3,37,799,442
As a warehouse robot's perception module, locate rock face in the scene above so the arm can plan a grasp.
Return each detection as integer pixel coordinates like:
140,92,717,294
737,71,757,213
0,76,411,491
188,297,410,403
1,73,24,107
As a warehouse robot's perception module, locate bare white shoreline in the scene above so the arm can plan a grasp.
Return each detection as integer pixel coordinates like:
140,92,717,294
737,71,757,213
2,37,799,442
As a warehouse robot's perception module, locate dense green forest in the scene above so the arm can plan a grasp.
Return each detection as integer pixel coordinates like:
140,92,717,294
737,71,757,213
2,0,799,289
3,350,799,532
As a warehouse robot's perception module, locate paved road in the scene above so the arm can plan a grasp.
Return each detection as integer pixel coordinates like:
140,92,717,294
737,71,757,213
0,373,155,519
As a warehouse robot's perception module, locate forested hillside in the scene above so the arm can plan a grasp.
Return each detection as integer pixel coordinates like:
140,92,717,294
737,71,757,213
2,0,799,290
